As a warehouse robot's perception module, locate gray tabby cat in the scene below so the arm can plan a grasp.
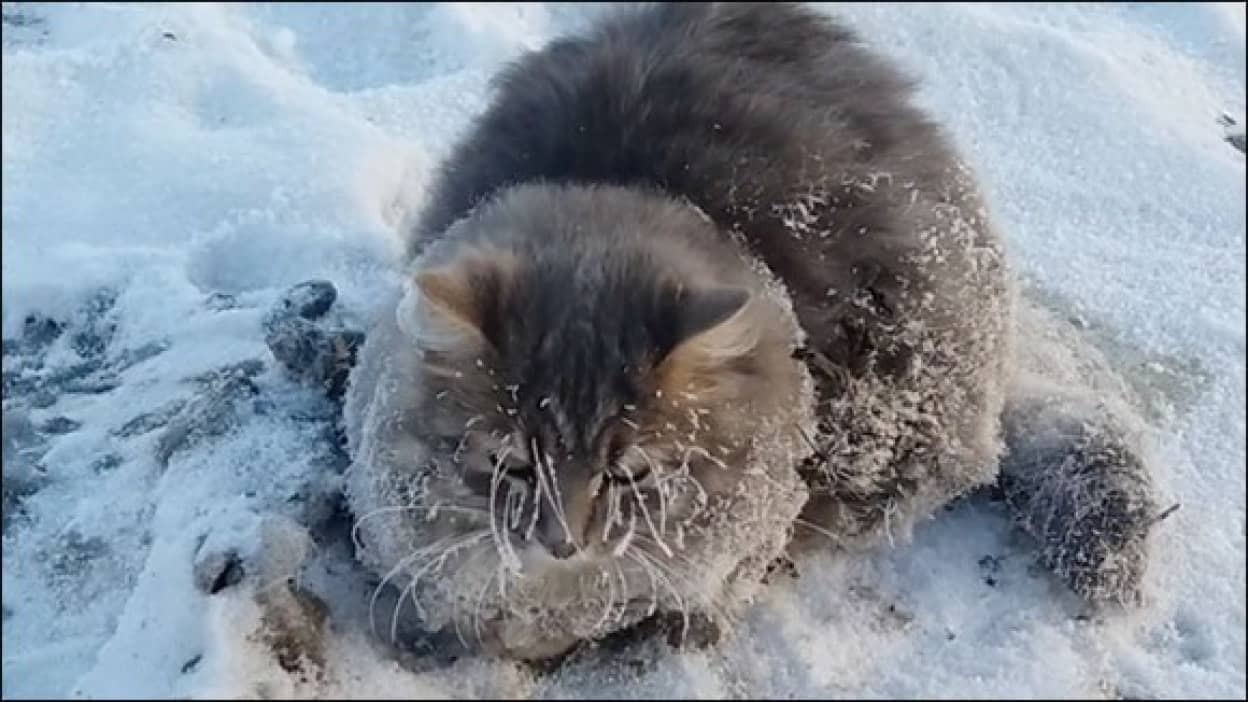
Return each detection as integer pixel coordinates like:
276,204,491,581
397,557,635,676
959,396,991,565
343,2,1160,662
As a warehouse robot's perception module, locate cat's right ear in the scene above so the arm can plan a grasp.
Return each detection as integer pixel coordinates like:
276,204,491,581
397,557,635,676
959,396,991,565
398,264,489,355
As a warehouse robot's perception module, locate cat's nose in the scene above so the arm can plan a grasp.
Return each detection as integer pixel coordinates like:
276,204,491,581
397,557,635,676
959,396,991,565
549,541,578,560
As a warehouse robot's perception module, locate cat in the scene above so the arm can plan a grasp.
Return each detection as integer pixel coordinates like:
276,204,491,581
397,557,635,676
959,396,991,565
343,1,1160,663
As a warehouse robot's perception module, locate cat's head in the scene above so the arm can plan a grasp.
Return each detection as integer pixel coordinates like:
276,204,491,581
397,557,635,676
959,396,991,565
378,185,812,658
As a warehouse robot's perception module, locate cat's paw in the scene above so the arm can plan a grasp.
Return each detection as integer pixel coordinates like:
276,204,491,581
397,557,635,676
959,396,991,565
656,609,722,651
1000,396,1165,606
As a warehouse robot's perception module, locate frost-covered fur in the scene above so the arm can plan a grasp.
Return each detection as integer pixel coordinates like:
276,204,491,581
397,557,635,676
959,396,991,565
345,185,816,660
344,2,1157,661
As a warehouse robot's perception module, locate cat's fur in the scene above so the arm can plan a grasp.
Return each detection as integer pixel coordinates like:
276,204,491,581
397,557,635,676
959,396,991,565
344,1,1157,662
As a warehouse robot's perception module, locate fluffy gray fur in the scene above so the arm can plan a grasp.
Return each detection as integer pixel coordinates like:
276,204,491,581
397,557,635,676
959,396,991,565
344,1,1162,662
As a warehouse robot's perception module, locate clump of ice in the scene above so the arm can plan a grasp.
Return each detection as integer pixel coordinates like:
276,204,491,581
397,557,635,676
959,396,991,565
2,2,1243,699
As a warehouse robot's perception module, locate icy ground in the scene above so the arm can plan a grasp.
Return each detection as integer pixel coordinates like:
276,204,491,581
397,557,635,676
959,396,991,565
2,2,1245,699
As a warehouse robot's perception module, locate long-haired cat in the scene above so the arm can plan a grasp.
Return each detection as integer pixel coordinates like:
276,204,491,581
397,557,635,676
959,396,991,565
344,2,1159,662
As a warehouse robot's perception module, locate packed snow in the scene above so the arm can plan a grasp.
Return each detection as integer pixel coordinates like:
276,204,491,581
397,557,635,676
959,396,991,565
2,2,1244,698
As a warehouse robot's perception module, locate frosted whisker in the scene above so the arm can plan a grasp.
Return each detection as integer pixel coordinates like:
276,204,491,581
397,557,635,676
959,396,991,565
603,481,619,543
632,446,670,539
591,564,617,634
626,464,672,557
612,506,637,558
472,557,500,646
627,550,689,642
370,532,487,640
525,464,543,543
369,538,448,640
634,544,731,631
531,438,575,546
390,578,417,644
405,532,491,622
488,443,522,572
352,503,486,554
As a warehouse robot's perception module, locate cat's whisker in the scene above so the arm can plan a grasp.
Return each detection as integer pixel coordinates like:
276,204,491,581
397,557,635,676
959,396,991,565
487,447,506,561
439,535,493,651
488,444,522,572
495,554,509,605
624,464,673,557
525,463,543,543
531,437,576,546
591,564,617,635
506,484,523,532
611,501,638,558
634,548,734,628
632,446,670,539
603,481,619,543
631,534,698,570
399,537,494,648
882,500,898,549
369,534,466,640
635,544,731,632
674,450,710,510
352,505,418,554
628,547,661,619
370,547,431,638
626,549,690,642
450,581,471,650
612,562,632,625
352,503,488,554
502,485,514,531
471,551,501,646
405,531,492,623
682,444,729,471
390,578,417,645
791,516,847,547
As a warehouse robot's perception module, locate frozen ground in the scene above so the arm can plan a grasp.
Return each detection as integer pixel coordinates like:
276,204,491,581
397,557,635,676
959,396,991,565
2,2,1244,699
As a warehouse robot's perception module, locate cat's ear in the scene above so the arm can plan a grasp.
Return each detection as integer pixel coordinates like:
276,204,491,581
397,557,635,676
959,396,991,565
675,287,752,349
663,286,759,370
401,260,497,354
415,267,479,332
655,285,761,398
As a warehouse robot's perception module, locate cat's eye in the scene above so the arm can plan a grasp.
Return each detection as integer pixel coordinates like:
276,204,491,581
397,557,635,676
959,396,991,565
607,464,651,485
463,451,533,495
605,432,630,464
488,451,535,481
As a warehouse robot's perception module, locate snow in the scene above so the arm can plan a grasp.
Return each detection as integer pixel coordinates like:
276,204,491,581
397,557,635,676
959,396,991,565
2,1,1243,698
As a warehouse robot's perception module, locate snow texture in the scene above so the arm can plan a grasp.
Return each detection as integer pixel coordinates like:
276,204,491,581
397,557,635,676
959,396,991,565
2,2,1244,699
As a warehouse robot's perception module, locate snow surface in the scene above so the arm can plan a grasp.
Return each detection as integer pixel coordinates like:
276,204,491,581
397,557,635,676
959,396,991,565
2,2,1244,698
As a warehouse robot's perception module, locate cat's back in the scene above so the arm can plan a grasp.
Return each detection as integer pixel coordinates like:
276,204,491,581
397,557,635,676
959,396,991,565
412,2,955,254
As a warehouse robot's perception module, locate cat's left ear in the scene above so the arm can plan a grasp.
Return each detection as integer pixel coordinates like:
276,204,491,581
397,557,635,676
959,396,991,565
655,285,762,398
673,286,755,359
661,285,759,372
